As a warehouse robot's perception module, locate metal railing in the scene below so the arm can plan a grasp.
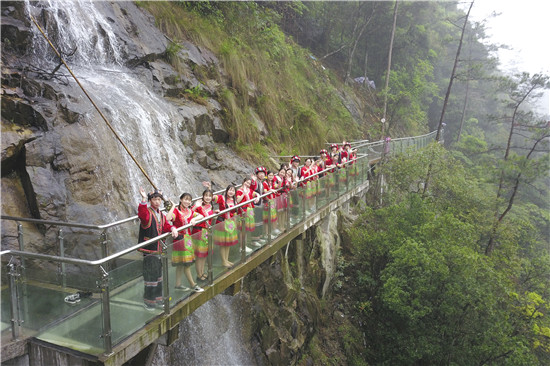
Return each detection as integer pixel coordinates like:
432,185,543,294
0,132,436,356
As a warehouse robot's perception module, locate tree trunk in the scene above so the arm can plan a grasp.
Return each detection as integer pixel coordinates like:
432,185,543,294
435,0,474,142
457,32,474,142
344,8,374,84
423,1,474,198
382,0,399,137
485,76,547,255
363,45,368,85
485,132,549,255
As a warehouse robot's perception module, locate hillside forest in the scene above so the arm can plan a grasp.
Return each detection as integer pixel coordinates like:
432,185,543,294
138,1,550,364
2,0,549,364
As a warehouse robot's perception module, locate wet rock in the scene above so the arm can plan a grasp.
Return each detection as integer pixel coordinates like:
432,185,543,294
211,116,229,143
0,4,32,54
249,109,268,137
195,113,214,135
1,124,38,173
178,40,218,67
1,96,49,131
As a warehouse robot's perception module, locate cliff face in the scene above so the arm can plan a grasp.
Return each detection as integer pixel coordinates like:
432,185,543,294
149,210,360,366
1,1,252,256
239,211,363,365
2,2,367,362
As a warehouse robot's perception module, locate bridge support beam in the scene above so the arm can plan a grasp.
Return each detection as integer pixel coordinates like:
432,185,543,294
294,234,304,284
225,279,243,296
123,343,158,366
156,323,179,347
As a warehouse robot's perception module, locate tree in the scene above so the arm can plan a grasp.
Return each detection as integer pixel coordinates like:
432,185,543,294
346,146,549,364
486,72,550,255
381,0,399,137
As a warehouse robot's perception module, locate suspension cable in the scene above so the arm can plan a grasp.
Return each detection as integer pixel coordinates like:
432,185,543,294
30,15,158,190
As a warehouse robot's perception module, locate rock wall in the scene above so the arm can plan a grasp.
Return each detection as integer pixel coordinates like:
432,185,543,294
239,211,345,365
1,1,252,259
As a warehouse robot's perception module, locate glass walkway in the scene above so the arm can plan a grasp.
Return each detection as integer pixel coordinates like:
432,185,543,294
0,132,436,361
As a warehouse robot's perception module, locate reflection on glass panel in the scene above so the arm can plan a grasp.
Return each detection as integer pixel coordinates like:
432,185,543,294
260,199,278,241
168,230,200,301
338,168,347,195
212,218,240,279
274,194,287,236
288,188,302,228
36,296,105,355
248,205,266,250
317,175,328,209
325,169,337,201
1,275,101,347
303,179,316,217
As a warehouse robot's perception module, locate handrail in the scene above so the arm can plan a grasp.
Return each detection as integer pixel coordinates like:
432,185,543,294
0,129,435,355
390,130,436,142
276,137,387,160
2,132,436,233
0,154,370,232
0,153,370,264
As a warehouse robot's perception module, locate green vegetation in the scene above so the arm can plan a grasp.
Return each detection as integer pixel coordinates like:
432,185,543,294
137,2,548,363
182,84,208,105
141,2,362,160
344,144,549,365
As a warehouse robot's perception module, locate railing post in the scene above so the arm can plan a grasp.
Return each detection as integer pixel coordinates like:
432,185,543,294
240,215,247,263
161,241,170,314
17,223,29,324
315,176,321,212
58,228,66,288
98,265,112,355
17,224,26,271
345,165,350,192
8,261,21,340
100,230,108,259
100,230,111,275
207,225,214,284
301,188,306,222
285,193,290,231
336,169,341,198
267,200,272,245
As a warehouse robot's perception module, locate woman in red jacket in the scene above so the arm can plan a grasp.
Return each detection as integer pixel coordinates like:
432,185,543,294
168,192,204,292
209,183,239,269
192,189,216,281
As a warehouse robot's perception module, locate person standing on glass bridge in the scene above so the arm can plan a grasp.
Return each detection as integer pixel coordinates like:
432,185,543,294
137,187,178,310
168,192,205,293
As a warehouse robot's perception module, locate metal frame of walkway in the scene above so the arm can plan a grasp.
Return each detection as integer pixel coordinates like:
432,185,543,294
0,132,436,365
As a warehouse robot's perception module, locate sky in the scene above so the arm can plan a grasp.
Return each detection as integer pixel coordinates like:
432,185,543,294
466,0,550,114
467,0,549,75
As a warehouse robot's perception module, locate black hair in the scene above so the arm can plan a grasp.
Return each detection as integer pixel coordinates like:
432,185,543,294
147,190,164,201
179,192,192,200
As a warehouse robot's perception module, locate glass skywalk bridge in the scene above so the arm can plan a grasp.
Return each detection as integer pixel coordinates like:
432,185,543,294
0,132,436,363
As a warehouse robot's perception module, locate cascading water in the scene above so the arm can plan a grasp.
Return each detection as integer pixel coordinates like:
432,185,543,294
20,1,258,363
152,294,257,366
24,0,201,221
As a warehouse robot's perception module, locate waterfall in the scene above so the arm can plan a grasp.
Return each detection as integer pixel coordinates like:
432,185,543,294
28,0,123,66
24,0,201,219
152,294,257,366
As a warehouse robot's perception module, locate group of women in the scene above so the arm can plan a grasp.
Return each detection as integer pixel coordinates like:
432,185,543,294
166,141,357,291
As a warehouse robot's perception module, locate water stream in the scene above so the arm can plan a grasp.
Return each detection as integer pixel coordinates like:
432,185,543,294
23,2,256,363
152,294,257,366
25,0,200,219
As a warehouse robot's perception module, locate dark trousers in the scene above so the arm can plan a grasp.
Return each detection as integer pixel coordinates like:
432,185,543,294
143,254,163,306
